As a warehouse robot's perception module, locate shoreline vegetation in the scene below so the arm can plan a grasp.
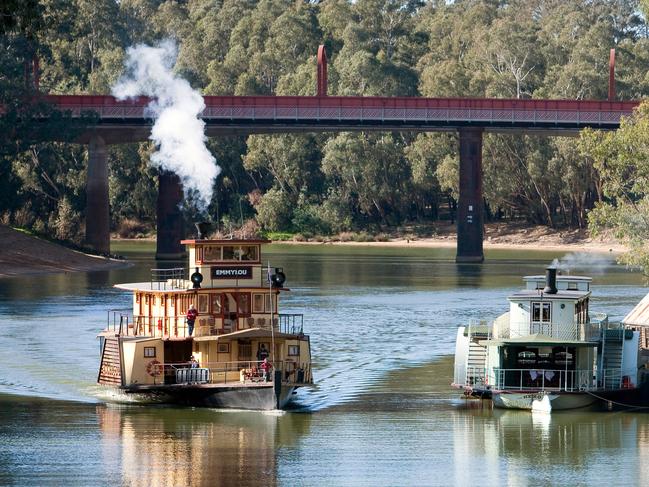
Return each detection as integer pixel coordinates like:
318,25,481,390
265,222,626,254
0,222,625,279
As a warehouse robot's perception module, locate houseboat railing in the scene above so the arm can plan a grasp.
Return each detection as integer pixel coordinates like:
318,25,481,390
105,313,306,338
106,309,134,335
457,366,637,392
152,360,313,386
491,367,635,392
278,314,304,334
150,267,186,290
493,321,623,341
147,264,282,289
455,366,487,388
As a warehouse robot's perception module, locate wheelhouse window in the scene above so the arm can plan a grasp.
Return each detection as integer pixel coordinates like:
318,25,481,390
531,302,551,323
203,245,222,262
144,347,156,358
288,345,300,356
203,244,261,262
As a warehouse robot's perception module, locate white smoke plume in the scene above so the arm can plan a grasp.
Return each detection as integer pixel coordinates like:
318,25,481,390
112,39,219,208
550,252,615,274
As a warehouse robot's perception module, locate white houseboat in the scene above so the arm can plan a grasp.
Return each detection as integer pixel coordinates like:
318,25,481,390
97,232,313,410
453,268,640,411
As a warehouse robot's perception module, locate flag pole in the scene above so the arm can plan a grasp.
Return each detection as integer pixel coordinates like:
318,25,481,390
268,262,275,367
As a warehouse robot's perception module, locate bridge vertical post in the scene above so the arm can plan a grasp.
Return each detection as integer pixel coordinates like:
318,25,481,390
85,135,110,254
156,171,185,260
456,128,484,263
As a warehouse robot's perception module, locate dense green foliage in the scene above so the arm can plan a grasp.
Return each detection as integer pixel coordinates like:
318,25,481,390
2,0,649,241
581,101,649,273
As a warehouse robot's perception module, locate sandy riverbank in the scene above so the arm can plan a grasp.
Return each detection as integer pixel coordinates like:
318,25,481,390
0,225,129,278
0,221,626,279
275,222,627,254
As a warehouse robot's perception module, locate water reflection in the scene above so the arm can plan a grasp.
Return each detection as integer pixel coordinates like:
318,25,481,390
450,405,649,486
97,405,311,487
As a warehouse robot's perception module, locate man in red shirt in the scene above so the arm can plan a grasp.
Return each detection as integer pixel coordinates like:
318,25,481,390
260,358,273,382
186,303,198,336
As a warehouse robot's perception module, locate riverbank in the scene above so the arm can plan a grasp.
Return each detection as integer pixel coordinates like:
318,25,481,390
0,225,129,278
276,222,627,254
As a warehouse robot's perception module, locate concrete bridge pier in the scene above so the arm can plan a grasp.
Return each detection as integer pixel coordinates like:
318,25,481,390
85,135,110,254
456,128,484,263
156,171,185,260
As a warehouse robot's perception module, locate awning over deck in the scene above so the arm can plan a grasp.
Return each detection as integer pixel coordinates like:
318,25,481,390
480,333,598,347
623,292,649,326
193,327,296,342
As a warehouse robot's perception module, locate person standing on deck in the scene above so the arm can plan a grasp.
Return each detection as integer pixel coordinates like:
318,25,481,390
260,358,273,382
257,343,269,362
186,303,198,336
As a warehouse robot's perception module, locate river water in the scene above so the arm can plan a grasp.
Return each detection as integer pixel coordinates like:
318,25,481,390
1,243,648,486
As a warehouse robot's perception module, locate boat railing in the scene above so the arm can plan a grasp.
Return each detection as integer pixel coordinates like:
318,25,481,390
491,367,635,392
278,313,304,334
106,309,134,335
149,264,281,288
154,360,313,386
494,321,603,341
150,267,186,290
455,365,487,388
106,313,305,338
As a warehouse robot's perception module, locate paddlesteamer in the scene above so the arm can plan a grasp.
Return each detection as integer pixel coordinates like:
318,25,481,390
453,268,641,411
98,230,312,410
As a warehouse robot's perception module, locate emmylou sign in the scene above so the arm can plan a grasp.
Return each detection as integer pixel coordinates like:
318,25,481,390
211,266,253,279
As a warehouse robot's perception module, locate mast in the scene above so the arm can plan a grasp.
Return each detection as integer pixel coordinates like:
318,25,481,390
268,262,275,366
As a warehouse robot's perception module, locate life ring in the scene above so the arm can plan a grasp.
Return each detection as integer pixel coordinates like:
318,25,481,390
146,360,162,377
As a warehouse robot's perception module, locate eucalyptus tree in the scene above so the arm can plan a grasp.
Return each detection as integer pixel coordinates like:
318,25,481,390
581,103,649,272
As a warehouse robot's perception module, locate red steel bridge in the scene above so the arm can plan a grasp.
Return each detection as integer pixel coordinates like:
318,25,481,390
40,47,640,261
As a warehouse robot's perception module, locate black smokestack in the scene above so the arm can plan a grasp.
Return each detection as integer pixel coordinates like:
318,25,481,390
543,267,557,294
195,221,211,239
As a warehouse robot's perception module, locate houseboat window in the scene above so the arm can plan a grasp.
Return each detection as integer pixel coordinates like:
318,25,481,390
135,294,140,303
217,343,230,353
198,294,209,314
238,341,252,360
211,294,223,315
237,293,251,316
531,302,551,323
145,295,149,305
144,347,156,358
170,296,175,308
517,350,537,365
203,245,221,262
240,245,259,261
222,246,236,260
575,299,589,324
288,345,300,356
555,351,574,366
253,294,265,313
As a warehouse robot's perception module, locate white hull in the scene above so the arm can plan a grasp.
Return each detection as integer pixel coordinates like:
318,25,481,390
492,391,597,411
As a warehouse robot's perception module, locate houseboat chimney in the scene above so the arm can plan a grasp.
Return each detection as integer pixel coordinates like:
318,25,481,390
195,221,211,239
543,267,557,294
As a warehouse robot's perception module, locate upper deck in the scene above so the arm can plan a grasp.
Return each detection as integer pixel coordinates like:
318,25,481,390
115,238,283,292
